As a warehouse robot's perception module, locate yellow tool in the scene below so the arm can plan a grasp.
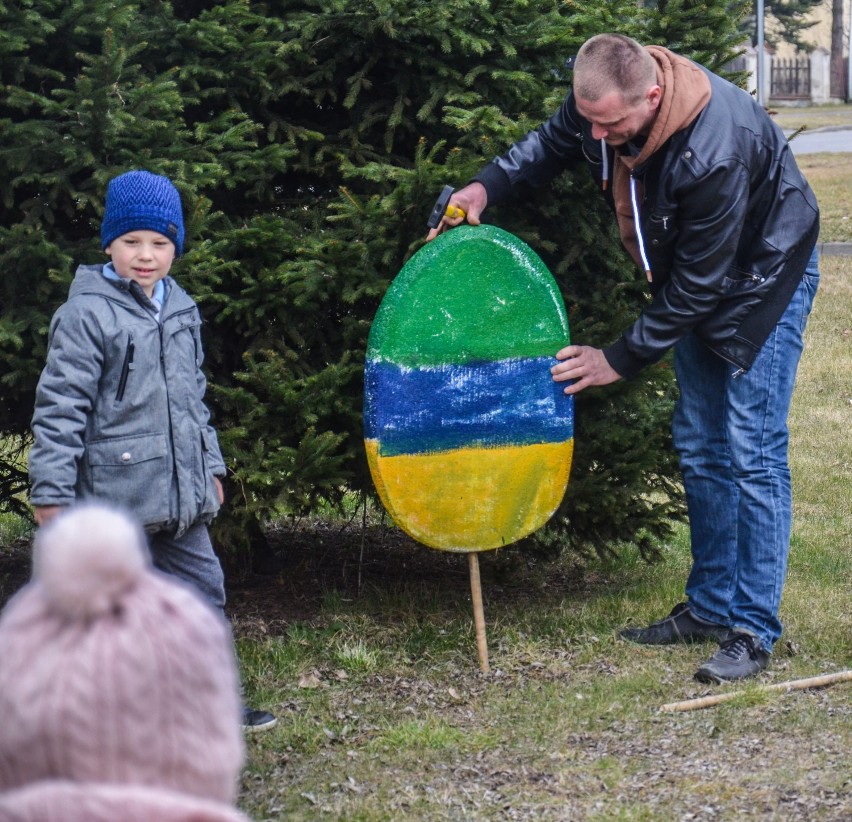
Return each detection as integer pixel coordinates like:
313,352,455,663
427,185,466,229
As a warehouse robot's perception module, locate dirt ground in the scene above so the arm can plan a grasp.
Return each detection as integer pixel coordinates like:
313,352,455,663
0,536,33,610
0,520,538,624
221,519,599,636
2,524,849,821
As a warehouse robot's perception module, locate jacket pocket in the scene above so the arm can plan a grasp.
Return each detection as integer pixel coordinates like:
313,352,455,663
721,266,768,294
198,427,222,518
643,212,678,288
85,433,170,527
115,336,135,401
646,212,678,250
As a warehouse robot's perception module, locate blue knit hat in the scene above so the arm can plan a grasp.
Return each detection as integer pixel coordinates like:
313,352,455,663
101,170,185,256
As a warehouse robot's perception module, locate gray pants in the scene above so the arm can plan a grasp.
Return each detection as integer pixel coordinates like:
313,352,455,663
147,521,226,612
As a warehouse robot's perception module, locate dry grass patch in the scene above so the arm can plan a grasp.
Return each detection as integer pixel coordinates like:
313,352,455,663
785,255,852,653
770,103,852,132
797,154,852,242
231,259,852,821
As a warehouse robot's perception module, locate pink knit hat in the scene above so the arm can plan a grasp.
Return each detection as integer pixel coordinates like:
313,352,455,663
0,505,248,820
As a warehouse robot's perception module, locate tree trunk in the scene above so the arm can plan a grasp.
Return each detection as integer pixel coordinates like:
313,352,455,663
830,0,846,99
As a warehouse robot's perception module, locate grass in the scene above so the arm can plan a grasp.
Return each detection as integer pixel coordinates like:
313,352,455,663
797,153,852,242
0,107,849,820
0,512,30,546
235,257,852,820
769,102,852,133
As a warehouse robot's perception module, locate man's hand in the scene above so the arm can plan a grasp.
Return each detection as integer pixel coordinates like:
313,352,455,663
551,345,622,395
214,476,225,505
425,182,488,241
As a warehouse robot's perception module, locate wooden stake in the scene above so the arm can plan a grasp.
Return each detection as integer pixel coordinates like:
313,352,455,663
468,552,490,673
660,669,852,713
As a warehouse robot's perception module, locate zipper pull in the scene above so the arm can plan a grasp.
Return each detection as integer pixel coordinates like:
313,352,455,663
629,174,652,283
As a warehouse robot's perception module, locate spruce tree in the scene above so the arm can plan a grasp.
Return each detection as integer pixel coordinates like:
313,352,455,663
1,1,749,562
740,0,824,50
643,0,749,71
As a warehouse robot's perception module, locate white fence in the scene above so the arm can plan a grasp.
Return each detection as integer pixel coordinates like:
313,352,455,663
729,46,836,105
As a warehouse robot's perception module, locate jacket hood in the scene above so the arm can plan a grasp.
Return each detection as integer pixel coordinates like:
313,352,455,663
625,47,712,168
67,264,177,315
614,47,712,270
67,264,116,297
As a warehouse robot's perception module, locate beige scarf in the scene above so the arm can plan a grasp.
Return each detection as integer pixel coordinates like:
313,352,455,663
612,47,712,270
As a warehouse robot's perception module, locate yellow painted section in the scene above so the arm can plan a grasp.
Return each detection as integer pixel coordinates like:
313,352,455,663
365,439,574,552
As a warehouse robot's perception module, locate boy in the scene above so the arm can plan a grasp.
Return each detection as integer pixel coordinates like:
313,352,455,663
29,170,276,731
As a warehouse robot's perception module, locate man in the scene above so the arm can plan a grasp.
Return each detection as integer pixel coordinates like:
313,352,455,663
428,33,820,683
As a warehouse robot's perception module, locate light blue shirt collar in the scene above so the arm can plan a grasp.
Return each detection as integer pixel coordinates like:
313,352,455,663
103,262,165,305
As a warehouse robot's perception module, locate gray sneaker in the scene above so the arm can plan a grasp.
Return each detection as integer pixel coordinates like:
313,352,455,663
694,632,770,683
620,602,730,645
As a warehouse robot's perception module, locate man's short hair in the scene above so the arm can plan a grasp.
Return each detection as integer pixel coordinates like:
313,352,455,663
573,34,657,105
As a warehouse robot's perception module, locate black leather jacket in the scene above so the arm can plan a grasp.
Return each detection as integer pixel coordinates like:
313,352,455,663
475,65,820,378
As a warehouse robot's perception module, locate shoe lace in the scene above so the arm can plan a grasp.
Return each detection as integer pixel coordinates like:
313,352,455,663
717,632,759,661
663,602,690,622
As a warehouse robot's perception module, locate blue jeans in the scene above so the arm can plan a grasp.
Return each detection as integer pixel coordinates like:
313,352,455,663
672,248,820,652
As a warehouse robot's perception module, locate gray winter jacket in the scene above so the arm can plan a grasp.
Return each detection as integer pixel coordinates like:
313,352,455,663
30,265,226,536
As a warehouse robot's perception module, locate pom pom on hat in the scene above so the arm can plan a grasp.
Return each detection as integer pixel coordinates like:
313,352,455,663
0,504,245,806
33,505,147,620
101,170,185,255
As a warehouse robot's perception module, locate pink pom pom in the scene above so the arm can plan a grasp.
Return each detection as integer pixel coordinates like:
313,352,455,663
33,505,147,619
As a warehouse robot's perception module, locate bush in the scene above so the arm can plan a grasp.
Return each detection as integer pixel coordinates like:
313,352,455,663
0,0,748,561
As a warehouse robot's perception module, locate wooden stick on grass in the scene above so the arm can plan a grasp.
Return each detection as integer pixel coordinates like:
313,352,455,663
660,669,852,713
468,552,490,673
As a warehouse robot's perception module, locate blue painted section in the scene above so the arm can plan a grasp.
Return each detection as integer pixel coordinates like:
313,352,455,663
364,356,574,457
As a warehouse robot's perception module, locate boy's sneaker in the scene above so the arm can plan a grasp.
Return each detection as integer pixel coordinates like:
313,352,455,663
620,602,729,645
242,705,277,733
694,632,770,683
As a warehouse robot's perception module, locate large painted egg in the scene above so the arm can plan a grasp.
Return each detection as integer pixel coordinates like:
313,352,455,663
364,225,573,552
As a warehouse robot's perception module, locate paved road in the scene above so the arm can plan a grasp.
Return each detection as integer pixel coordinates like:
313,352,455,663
817,241,852,256
786,127,852,155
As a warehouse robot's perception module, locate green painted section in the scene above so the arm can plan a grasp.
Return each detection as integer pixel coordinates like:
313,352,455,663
368,225,570,366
